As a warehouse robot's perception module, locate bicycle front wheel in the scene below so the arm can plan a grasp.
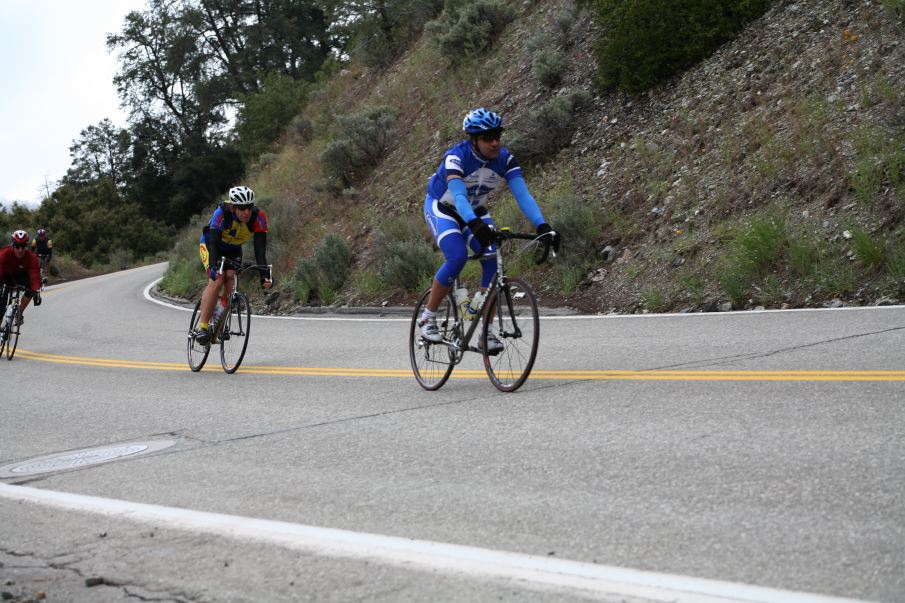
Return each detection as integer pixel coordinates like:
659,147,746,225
5,306,20,361
409,288,459,390
220,293,251,374
481,278,539,392
187,300,210,372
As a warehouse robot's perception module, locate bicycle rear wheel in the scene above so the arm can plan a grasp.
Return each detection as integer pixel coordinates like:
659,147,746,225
220,293,251,374
481,278,539,392
5,306,20,361
187,300,210,372
410,288,460,390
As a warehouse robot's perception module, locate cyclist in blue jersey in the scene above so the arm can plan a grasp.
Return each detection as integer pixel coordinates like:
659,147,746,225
420,108,561,350
194,186,272,346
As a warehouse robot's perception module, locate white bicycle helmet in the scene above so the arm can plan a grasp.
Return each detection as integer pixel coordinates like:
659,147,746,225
228,186,256,206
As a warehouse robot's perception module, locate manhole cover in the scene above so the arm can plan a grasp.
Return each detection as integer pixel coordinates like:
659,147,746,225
0,440,176,478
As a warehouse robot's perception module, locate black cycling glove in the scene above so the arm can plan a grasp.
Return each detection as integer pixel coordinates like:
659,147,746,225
536,223,561,253
467,218,496,248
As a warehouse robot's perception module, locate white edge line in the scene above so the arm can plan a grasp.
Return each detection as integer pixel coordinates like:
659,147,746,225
0,484,870,603
143,277,905,322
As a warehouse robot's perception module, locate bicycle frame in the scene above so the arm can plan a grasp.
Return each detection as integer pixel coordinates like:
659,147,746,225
433,231,544,359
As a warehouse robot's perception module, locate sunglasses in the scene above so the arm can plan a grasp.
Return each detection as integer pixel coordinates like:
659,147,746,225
12,243,27,249
477,132,502,142
233,205,254,211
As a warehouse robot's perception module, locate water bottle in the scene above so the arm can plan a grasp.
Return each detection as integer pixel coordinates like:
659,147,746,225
211,298,226,328
465,290,486,321
453,287,469,319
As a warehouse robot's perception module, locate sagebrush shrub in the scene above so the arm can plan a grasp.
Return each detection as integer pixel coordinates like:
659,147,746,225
532,48,565,89
315,234,353,291
507,90,592,163
321,106,397,186
379,240,437,291
436,0,515,60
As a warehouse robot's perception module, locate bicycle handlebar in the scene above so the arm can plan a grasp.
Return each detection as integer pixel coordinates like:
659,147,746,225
217,258,273,279
469,229,556,265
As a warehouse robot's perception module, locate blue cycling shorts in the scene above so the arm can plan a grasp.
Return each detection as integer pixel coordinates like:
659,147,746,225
423,196,497,288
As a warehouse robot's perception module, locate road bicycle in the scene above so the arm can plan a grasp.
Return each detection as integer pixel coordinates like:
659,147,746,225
0,285,28,360
409,228,555,392
187,259,272,374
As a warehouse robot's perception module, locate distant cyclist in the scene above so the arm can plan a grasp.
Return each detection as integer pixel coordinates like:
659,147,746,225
31,228,53,284
194,186,272,346
420,107,561,350
0,230,42,328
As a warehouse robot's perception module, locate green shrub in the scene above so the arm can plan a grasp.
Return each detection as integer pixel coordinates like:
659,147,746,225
507,90,593,163
532,48,566,89
160,257,203,298
290,116,313,145
549,192,598,263
814,259,856,297
849,227,886,271
294,258,321,303
435,0,515,61
881,0,905,21
717,212,788,304
321,106,397,186
315,234,353,291
583,0,774,92
787,234,823,278
554,9,577,44
642,287,669,312
737,214,787,268
379,240,437,291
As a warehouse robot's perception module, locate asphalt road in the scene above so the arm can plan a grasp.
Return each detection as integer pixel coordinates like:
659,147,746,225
1,263,903,602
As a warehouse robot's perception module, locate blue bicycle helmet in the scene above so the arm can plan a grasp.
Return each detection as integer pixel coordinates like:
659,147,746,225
462,107,503,133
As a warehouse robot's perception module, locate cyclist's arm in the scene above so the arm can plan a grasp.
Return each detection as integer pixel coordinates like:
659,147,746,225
26,255,42,293
508,176,545,228
447,176,477,223
252,231,271,283
207,229,223,275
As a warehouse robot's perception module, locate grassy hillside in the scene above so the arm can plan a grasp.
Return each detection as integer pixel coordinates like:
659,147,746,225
161,0,905,314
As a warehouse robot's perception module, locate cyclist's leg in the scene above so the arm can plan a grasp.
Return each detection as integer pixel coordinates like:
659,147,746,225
466,213,498,292
424,197,468,313
15,275,32,323
197,243,225,326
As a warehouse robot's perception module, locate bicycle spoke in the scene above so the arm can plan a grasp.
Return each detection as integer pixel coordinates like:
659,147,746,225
410,288,459,390
186,301,210,372
220,293,251,373
482,279,539,392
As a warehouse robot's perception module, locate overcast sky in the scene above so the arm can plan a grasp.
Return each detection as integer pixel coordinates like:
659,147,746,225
0,0,147,208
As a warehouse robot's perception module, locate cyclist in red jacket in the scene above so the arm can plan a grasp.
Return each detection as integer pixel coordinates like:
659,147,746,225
0,230,42,327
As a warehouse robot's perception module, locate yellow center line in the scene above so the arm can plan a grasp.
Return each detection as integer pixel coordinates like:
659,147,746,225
12,349,905,381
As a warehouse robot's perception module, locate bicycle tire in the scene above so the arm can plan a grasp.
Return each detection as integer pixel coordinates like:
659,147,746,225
5,306,20,361
220,293,251,374
0,312,7,358
410,287,459,390
187,300,210,372
481,278,539,392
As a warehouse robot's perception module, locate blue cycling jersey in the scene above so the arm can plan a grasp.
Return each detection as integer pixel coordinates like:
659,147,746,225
426,140,523,212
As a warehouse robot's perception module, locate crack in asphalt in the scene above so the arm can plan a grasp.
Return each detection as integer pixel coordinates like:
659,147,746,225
649,324,905,371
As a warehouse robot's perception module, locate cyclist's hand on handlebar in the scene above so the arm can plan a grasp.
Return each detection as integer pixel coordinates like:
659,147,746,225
467,218,496,248
536,222,561,253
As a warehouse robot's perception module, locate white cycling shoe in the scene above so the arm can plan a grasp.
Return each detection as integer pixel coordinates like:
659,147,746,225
419,318,442,343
